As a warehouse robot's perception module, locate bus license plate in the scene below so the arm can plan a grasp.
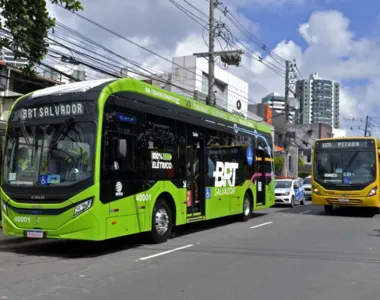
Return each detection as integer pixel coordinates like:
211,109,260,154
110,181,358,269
338,198,349,203
25,230,44,239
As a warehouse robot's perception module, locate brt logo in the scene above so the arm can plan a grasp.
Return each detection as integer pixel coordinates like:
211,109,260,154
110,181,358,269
213,161,239,187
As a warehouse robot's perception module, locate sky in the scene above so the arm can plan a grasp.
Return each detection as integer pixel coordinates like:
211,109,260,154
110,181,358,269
46,0,380,137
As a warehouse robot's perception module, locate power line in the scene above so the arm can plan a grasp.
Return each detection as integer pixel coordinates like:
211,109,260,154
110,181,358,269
169,0,208,27
54,3,260,109
212,0,286,66
3,23,247,114
177,0,286,77
170,0,285,83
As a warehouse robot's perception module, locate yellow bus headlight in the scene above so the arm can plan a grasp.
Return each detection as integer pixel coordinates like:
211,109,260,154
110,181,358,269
367,186,377,197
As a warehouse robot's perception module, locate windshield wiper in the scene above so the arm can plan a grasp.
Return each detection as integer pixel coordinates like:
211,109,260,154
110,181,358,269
20,121,32,149
344,150,359,171
48,117,75,150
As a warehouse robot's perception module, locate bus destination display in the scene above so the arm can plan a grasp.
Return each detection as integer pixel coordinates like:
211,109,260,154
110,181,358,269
315,140,373,149
16,102,85,121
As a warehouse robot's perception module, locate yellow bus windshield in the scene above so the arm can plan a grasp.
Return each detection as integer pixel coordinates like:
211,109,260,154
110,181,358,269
313,139,377,188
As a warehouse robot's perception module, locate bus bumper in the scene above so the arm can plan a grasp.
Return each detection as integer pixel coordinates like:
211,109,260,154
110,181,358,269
312,194,379,208
1,209,102,241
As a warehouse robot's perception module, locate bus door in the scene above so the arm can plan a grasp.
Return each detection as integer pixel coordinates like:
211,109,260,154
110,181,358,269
186,137,206,216
255,149,266,206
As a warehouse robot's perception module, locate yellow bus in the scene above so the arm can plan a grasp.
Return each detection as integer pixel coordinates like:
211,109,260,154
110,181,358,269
312,137,380,214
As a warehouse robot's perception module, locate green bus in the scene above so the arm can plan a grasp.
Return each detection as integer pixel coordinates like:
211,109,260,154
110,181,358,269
0,120,6,226
1,77,275,243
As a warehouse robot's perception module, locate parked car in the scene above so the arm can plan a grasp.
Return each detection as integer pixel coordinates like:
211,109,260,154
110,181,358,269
302,176,312,200
275,179,306,207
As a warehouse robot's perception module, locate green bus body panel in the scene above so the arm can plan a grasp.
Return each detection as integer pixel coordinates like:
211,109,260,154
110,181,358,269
1,78,274,241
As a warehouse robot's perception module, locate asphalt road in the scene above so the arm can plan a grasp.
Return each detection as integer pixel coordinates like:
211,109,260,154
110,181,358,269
2,203,380,300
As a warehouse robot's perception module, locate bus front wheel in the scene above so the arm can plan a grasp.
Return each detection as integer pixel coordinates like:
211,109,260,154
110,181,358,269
150,199,173,244
324,205,334,214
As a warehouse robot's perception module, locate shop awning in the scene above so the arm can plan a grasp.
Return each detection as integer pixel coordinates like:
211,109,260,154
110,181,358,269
275,145,284,152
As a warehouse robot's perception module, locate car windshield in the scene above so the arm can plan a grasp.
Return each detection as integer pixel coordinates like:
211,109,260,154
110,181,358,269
303,177,311,184
314,150,376,186
276,180,292,188
4,121,95,187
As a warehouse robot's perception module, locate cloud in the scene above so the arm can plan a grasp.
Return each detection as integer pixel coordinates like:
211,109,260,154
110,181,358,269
47,1,380,135
235,9,380,126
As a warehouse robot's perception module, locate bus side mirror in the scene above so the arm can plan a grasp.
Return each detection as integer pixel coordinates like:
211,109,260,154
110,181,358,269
307,154,311,163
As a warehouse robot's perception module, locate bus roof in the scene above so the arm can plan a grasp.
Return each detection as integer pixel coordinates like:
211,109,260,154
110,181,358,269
11,77,272,134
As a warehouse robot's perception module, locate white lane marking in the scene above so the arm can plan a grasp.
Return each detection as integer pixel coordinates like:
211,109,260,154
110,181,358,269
250,221,272,229
299,210,310,214
137,244,194,261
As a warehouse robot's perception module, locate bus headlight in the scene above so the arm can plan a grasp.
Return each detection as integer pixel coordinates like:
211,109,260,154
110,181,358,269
73,199,93,218
367,187,377,197
1,201,7,215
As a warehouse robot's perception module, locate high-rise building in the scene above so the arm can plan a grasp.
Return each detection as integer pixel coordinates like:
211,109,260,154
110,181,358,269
261,92,297,123
296,73,340,128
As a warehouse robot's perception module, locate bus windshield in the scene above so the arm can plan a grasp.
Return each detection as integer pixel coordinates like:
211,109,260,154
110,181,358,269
4,121,95,187
314,150,376,186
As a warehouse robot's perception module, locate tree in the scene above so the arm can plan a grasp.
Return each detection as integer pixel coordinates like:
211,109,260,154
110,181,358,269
298,156,304,169
0,0,83,74
274,156,284,176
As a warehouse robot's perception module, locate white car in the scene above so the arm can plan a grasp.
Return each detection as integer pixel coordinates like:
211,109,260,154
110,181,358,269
302,176,312,200
275,179,306,207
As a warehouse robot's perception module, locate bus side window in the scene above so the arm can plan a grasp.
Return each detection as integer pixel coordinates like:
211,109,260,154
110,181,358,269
116,138,133,171
104,133,134,172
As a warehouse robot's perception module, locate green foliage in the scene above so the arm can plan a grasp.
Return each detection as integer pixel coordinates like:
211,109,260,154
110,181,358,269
298,156,304,168
298,171,310,179
0,0,83,75
274,156,284,176
274,155,306,177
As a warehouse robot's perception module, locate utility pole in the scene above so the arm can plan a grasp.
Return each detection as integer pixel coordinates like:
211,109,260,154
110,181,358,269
284,60,290,124
364,115,369,136
283,60,298,178
283,60,291,177
193,1,243,107
208,0,215,106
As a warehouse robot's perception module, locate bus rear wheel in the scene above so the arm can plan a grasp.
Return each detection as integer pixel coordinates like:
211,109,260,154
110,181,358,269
150,199,173,244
